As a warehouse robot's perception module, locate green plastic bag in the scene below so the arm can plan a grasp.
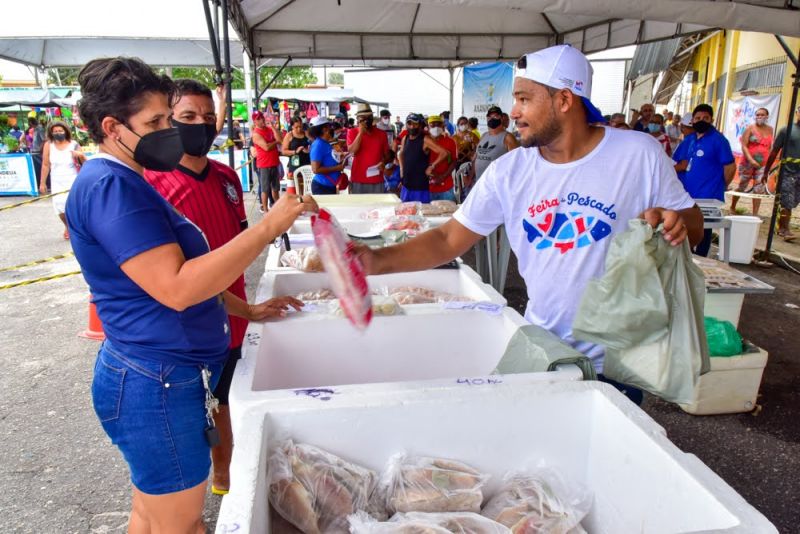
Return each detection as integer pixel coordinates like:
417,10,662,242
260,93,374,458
704,317,743,356
572,220,710,404
495,324,598,380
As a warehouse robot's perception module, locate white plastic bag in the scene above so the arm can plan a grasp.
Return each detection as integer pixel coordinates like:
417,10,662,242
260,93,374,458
268,440,378,534
379,454,489,515
349,510,510,534
572,220,710,404
481,470,592,534
281,247,325,272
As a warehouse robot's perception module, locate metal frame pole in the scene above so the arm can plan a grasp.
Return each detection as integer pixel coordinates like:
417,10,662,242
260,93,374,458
762,39,800,261
221,0,235,168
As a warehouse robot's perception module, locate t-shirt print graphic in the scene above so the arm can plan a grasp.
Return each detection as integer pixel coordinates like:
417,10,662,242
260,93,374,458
522,193,615,254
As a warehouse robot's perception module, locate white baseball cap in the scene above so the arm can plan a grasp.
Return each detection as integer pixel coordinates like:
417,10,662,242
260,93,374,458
310,116,332,128
516,44,605,124
680,112,694,127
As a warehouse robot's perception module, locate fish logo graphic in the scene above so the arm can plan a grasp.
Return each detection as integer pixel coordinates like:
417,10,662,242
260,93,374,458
522,211,612,254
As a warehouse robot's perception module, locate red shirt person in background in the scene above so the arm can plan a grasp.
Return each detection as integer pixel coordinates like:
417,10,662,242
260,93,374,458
426,115,458,202
347,103,390,194
144,79,302,494
251,111,282,213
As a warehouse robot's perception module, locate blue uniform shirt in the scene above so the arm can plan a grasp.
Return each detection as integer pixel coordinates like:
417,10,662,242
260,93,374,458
310,138,341,188
66,155,230,365
672,127,734,201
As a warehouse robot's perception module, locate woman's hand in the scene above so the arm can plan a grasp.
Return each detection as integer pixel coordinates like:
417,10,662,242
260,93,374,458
247,296,304,321
260,194,319,235
39,183,48,195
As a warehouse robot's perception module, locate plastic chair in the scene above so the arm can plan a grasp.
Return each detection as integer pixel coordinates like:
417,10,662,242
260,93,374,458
294,164,313,195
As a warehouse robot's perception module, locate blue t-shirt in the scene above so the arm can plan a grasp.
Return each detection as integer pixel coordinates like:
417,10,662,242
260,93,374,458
66,155,230,365
672,128,734,201
310,138,340,188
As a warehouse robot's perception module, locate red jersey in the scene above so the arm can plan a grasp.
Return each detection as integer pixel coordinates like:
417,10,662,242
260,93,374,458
347,126,389,184
144,160,248,349
254,126,279,168
429,135,457,193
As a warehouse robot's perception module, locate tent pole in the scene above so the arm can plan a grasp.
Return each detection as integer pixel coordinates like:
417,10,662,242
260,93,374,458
202,0,223,83
449,67,454,119
253,57,260,109
761,40,800,262
244,50,254,127
221,0,235,168
258,57,292,101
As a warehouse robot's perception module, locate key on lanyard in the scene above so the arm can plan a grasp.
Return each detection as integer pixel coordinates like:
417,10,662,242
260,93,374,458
201,366,221,448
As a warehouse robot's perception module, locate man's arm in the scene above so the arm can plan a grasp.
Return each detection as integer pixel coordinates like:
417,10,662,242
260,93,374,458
348,126,365,154
762,147,781,180
215,84,227,134
505,132,520,151
423,137,449,171
358,219,483,275
251,131,277,151
723,162,736,186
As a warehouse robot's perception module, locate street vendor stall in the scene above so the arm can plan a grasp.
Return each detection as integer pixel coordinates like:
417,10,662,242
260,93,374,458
0,153,37,196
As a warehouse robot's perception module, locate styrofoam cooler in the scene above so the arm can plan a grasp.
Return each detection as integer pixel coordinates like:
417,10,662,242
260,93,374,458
718,215,763,264
216,381,776,534
255,266,506,306
228,307,534,431
680,344,768,415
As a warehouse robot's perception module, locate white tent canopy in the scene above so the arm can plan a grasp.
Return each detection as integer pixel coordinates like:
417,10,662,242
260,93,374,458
235,0,800,68
0,0,244,68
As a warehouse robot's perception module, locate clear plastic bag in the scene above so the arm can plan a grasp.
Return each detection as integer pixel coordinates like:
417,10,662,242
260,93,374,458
363,206,397,220
375,215,429,237
385,286,472,305
312,209,373,330
281,248,325,272
330,296,403,318
349,511,510,534
296,289,337,302
421,200,458,217
481,470,592,534
395,201,422,216
380,454,489,515
268,440,378,534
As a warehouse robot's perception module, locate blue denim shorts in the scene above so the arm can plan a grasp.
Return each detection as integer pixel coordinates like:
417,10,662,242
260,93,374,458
92,342,222,495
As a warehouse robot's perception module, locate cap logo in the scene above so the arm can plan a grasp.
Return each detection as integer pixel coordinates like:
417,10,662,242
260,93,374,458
575,80,584,91
558,77,574,89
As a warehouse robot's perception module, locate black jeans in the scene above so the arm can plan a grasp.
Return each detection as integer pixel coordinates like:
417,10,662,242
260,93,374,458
693,228,713,257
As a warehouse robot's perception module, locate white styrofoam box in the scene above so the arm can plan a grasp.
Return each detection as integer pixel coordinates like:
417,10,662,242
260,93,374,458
704,293,745,328
230,307,528,423
255,266,506,307
216,381,776,534
680,345,768,415
314,193,400,207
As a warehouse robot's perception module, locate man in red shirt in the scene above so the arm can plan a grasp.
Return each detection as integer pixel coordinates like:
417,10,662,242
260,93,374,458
426,115,458,202
144,79,302,495
347,103,390,194
251,111,282,213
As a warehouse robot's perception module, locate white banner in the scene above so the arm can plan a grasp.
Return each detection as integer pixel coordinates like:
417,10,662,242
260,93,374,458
462,62,514,129
723,94,781,157
0,153,36,196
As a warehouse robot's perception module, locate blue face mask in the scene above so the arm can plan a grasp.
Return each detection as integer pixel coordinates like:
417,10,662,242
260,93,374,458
648,123,662,134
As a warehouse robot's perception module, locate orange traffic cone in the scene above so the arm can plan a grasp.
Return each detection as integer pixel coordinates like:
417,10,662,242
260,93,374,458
79,297,105,341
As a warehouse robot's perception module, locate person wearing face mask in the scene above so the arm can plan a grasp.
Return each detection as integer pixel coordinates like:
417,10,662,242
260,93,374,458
282,116,311,192
454,115,480,162
673,104,735,256
426,115,458,202
66,58,317,533
665,112,682,148
441,110,456,136
347,103,391,194
731,107,773,217
377,108,397,147
309,116,349,195
648,113,672,157
143,79,305,496
39,120,85,239
467,106,519,195
630,102,655,132
397,113,449,203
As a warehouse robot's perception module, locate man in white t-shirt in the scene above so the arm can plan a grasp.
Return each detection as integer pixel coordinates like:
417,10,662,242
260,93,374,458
355,45,703,400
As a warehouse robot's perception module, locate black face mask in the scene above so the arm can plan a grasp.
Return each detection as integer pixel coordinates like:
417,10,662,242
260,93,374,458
172,119,217,157
53,133,66,142
119,124,184,172
692,120,712,134
362,117,374,128
406,127,420,137
487,117,502,129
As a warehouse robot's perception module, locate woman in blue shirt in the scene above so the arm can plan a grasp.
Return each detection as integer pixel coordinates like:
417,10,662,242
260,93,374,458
308,116,347,194
67,58,317,533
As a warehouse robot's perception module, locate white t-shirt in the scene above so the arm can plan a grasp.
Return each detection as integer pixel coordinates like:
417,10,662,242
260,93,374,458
454,126,695,371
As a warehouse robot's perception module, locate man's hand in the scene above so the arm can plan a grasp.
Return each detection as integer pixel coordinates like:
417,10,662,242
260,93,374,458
39,183,48,195
641,207,688,246
351,243,378,275
247,296,304,321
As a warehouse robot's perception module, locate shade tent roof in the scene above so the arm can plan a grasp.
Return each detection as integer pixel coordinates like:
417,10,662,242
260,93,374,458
236,0,800,68
0,0,245,68
0,37,245,68
233,88,388,107
0,88,66,107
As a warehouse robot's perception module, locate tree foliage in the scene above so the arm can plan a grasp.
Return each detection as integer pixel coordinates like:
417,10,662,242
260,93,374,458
328,72,344,86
